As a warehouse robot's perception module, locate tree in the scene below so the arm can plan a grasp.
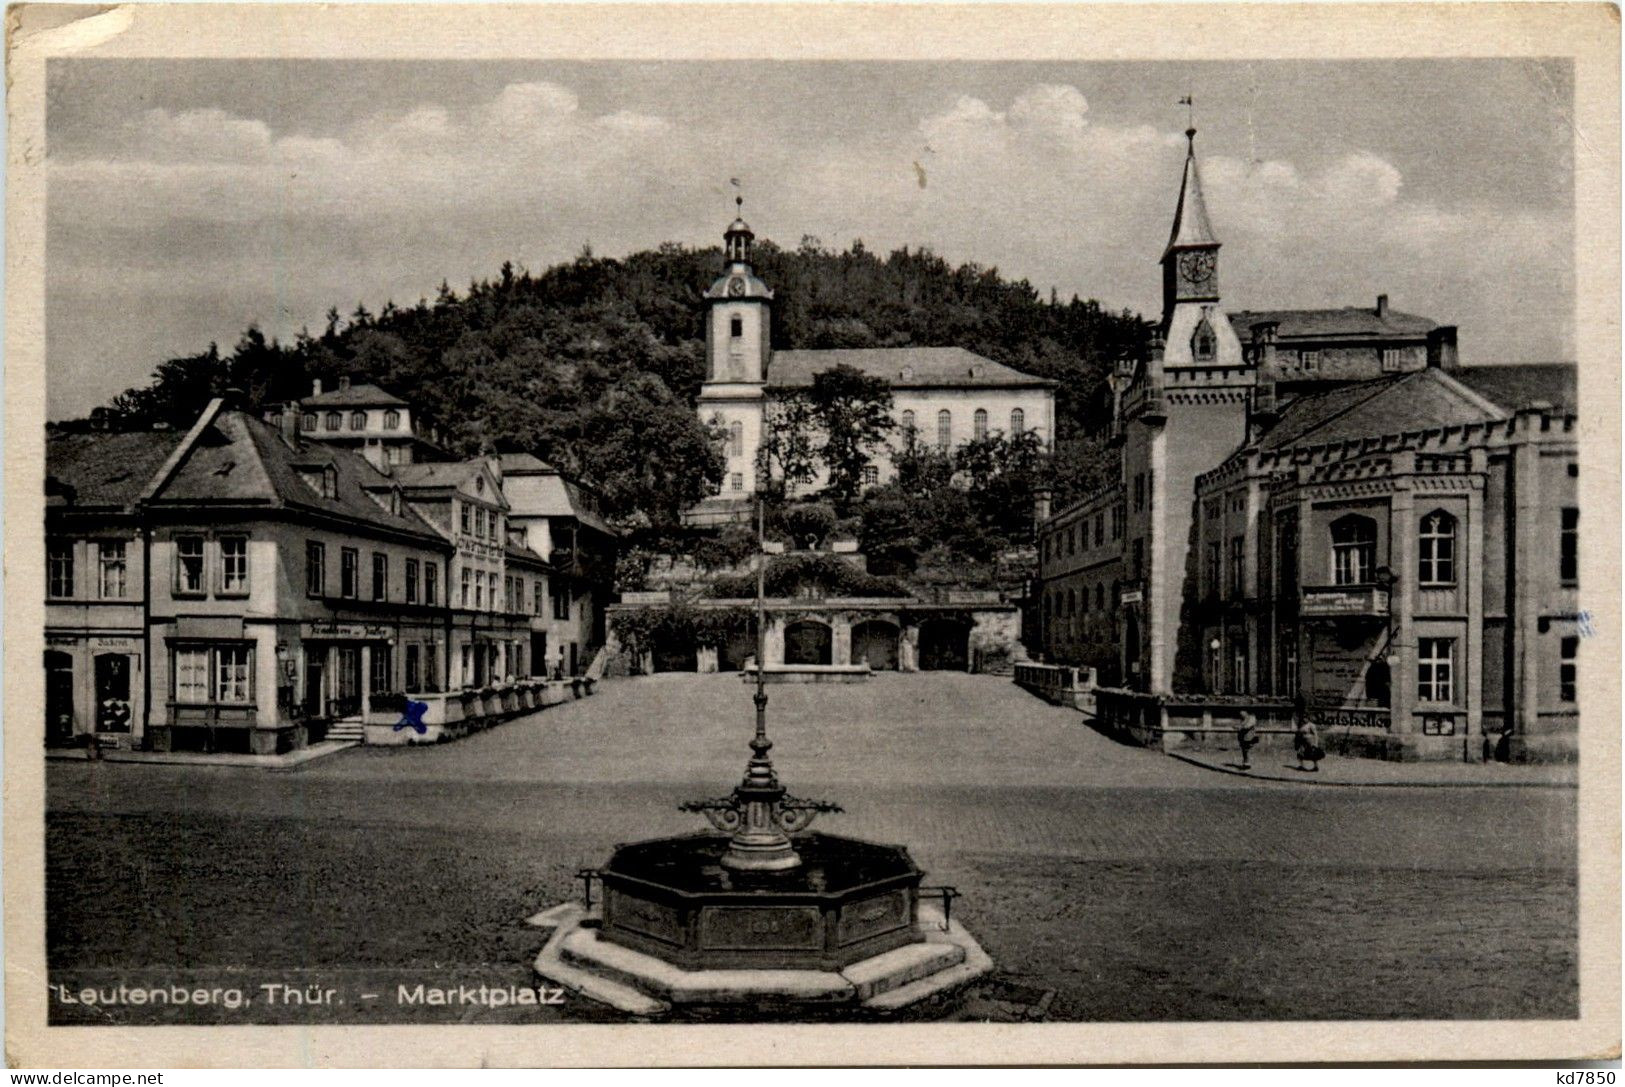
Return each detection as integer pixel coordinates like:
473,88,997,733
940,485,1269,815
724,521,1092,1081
578,373,725,528
759,392,819,499
807,364,894,511
954,428,1049,544
780,502,837,550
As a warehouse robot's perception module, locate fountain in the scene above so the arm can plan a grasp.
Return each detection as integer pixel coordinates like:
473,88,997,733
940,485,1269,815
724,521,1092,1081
530,463,992,1017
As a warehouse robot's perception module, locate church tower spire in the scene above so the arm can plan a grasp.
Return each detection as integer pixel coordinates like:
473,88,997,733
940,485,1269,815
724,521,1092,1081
1160,127,1222,320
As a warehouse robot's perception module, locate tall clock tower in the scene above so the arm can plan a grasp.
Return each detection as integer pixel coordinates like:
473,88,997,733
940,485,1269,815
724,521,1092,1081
1158,128,1243,369
696,201,774,495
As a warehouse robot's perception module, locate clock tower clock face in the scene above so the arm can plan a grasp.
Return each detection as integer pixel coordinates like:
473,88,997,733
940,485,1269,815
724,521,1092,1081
728,277,746,297
1178,250,1216,285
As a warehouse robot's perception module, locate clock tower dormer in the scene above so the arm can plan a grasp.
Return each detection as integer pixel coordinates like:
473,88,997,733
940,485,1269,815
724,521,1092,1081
702,199,774,385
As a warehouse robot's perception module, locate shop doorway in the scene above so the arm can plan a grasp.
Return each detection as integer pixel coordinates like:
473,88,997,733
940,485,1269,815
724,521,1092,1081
93,653,132,733
45,651,75,746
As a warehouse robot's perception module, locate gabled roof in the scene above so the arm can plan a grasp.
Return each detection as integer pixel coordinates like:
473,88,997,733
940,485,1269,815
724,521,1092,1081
494,451,558,475
767,346,1054,390
1448,364,1576,412
1229,307,1437,341
300,383,408,408
392,460,506,506
1258,369,1500,452
504,541,552,568
46,429,188,511
1163,131,1219,259
151,411,445,543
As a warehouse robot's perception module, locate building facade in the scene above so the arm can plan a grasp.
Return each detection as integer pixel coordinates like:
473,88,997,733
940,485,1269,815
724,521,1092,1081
688,211,1057,522
1034,126,1577,761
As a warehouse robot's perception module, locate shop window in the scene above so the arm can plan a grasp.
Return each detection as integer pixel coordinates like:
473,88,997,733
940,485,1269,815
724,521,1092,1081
1330,515,1376,586
370,646,393,694
1417,637,1455,703
305,540,325,597
48,540,74,598
405,645,421,691
218,537,248,594
173,644,252,705
1418,510,1456,585
98,540,128,599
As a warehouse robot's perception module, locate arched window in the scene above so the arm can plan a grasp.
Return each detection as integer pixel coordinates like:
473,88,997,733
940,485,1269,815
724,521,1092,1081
729,421,743,457
1193,328,1216,361
1418,510,1456,585
324,412,342,432
1010,408,1025,434
1330,515,1377,586
936,410,952,450
349,411,366,430
901,409,915,435
301,413,317,432
1096,584,1104,611
973,409,988,440
1068,589,1077,630
384,410,401,430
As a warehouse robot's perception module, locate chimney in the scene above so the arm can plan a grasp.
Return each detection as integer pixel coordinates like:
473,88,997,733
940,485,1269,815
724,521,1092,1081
1376,294,1390,318
278,401,301,447
1426,326,1459,370
338,375,352,391
312,378,323,396
1251,321,1279,371
1247,380,1280,443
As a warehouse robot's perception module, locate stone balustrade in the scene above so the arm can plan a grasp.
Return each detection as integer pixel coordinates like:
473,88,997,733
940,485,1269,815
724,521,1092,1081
361,676,596,746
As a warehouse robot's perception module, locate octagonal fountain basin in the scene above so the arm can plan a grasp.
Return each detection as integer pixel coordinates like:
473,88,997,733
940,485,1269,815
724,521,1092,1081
597,832,924,972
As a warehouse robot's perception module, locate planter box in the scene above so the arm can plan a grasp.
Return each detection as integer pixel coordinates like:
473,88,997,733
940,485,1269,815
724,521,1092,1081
499,688,520,715
540,681,568,707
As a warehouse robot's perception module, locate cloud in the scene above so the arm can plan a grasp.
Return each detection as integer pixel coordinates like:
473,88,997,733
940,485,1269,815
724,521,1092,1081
46,79,1573,417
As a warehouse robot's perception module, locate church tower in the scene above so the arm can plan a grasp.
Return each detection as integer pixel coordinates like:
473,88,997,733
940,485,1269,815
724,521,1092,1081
696,200,774,498
1157,128,1243,369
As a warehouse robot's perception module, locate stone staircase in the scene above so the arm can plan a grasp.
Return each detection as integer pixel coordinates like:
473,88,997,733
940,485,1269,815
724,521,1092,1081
324,717,365,743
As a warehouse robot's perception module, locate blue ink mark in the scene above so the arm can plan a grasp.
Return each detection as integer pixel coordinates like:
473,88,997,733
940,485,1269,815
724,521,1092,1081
393,700,429,734
1577,610,1594,639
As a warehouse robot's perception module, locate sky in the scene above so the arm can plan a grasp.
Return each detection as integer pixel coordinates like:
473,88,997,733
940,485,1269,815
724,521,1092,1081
45,58,1575,419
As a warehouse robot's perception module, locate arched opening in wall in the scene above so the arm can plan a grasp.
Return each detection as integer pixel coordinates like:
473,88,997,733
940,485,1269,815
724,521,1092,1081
45,650,74,746
783,620,833,666
851,620,900,670
917,619,970,672
651,632,698,673
717,622,759,672
1364,658,1391,708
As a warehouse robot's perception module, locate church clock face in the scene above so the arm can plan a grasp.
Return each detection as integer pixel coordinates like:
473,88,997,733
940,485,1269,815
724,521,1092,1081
1178,250,1216,284
728,276,746,297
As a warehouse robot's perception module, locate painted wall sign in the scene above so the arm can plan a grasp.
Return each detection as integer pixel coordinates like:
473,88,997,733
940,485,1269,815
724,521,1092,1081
301,622,394,641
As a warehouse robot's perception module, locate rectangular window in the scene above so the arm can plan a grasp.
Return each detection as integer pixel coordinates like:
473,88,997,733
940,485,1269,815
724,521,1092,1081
553,577,570,620
1134,474,1144,511
1560,507,1578,584
177,535,206,595
731,473,743,492
174,647,210,703
1560,636,1577,703
48,540,74,598
405,558,419,604
1380,347,1401,372
1417,637,1456,703
1206,542,1221,594
490,573,500,612
1132,538,1144,580
218,537,248,594
1300,350,1320,371
475,508,485,539
370,646,392,694
372,552,388,601
730,315,743,338
1229,536,1245,595
535,581,545,616
1418,513,1457,586
98,540,128,599
460,502,471,534
474,571,484,609
461,566,471,607
341,548,358,598
862,465,879,487
305,540,325,597
425,562,438,606
405,645,421,691
1112,505,1123,540
1093,514,1103,548
215,644,251,702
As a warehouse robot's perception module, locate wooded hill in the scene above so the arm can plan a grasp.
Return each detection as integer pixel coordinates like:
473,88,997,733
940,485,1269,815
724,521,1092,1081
100,237,1149,526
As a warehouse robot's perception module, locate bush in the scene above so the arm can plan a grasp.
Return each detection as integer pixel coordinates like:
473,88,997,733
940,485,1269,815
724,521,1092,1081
781,502,837,550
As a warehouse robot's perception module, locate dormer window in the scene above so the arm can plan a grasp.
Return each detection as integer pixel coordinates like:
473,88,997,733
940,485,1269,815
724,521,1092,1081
349,411,366,430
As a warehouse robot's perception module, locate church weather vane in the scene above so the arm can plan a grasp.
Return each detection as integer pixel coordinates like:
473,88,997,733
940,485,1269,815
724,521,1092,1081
1179,94,1195,132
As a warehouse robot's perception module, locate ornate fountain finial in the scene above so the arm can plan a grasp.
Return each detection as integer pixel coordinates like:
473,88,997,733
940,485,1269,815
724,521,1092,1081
681,448,840,870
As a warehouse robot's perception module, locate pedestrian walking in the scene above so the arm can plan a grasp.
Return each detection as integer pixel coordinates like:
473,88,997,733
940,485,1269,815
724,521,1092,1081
1235,711,1258,771
1292,695,1324,772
